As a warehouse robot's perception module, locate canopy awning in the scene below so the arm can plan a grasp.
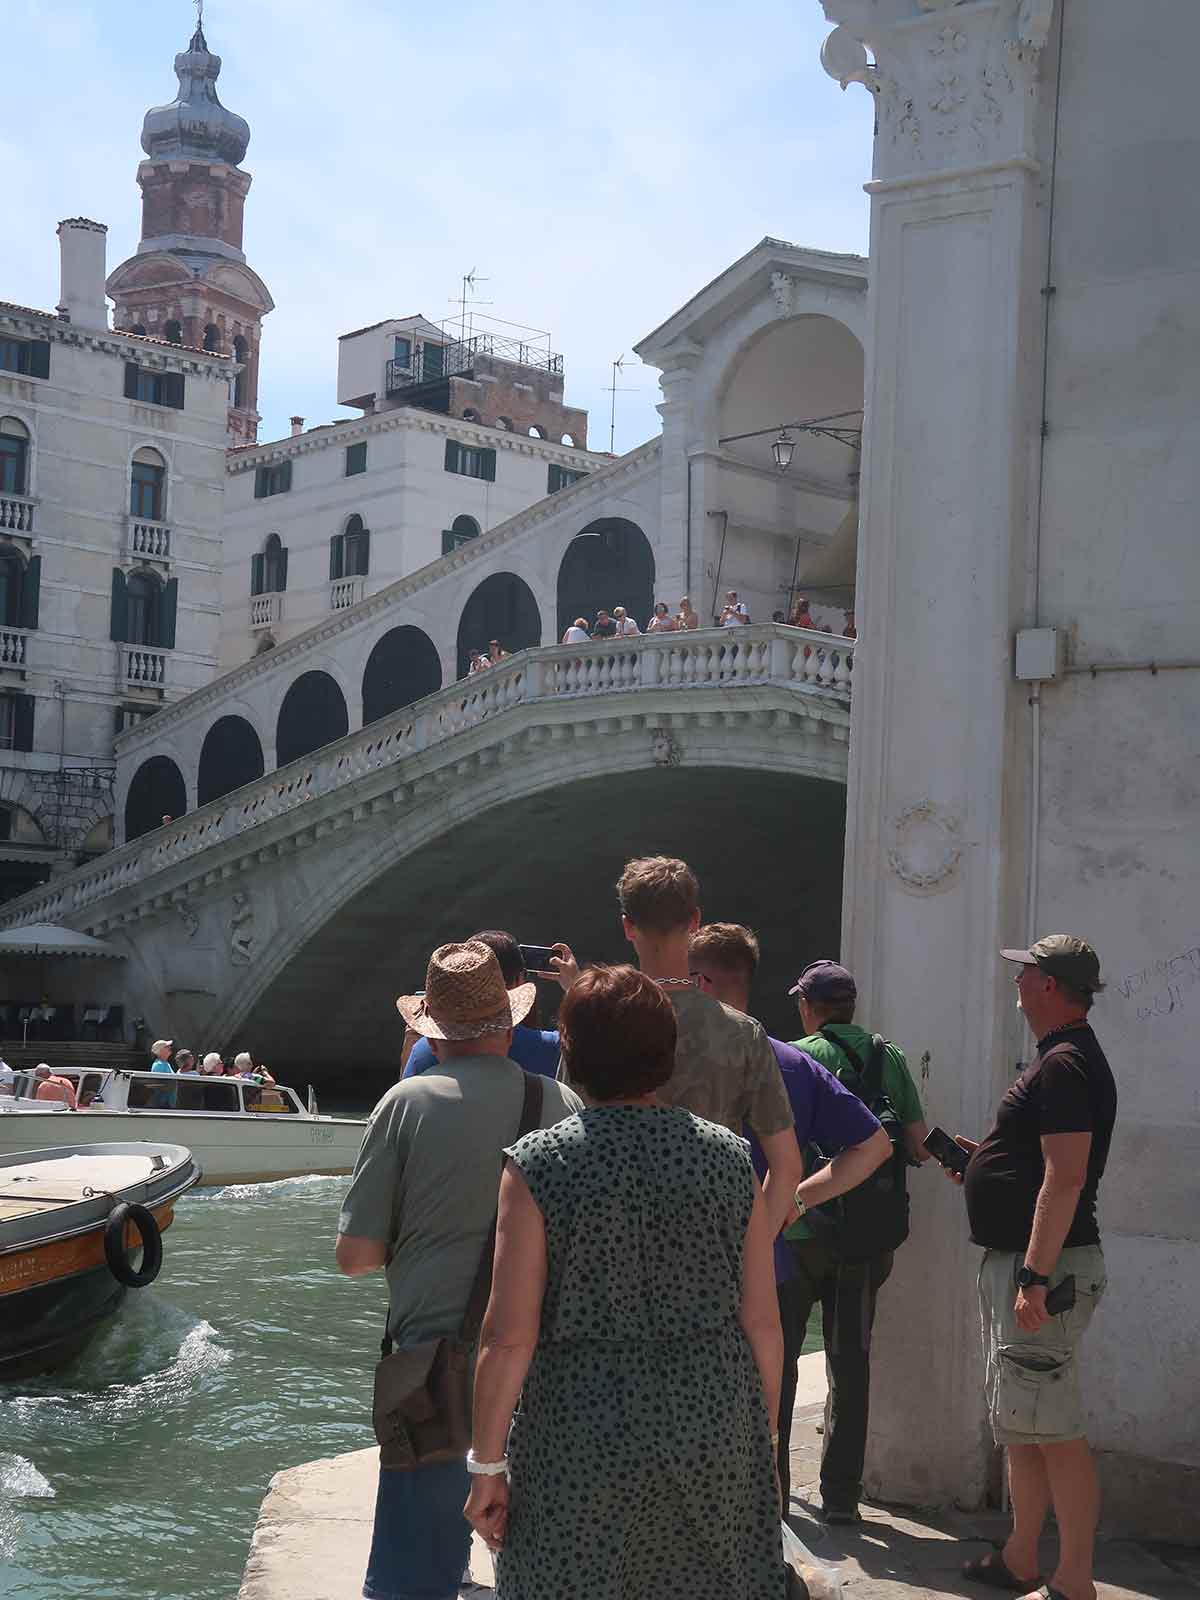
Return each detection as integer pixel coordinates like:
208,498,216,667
0,924,127,959
792,500,858,606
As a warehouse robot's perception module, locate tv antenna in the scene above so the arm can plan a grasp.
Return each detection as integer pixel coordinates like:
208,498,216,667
453,268,492,343
607,354,637,454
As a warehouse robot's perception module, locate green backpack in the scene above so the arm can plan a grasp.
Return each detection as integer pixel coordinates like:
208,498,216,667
803,1028,911,1263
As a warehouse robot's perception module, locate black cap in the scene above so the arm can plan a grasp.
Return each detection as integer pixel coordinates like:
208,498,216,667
788,960,857,1003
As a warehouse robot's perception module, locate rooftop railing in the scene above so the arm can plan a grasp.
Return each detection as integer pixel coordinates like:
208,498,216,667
386,333,563,394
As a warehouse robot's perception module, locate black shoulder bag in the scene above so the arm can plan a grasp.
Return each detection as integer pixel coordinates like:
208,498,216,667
804,1030,910,1264
372,1070,544,1470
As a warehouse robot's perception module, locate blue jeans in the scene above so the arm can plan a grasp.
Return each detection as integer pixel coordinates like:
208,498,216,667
363,1459,471,1600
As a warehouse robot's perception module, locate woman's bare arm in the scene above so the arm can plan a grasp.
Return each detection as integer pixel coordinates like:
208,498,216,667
471,1161,547,1461
738,1179,784,1428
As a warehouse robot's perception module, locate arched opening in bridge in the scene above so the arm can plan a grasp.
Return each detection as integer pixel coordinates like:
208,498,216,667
362,626,443,726
125,755,186,842
276,671,350,766
556,519,655,638
234,767,847,1080
716,314,864,628
198,715,266,806
456,572,540,678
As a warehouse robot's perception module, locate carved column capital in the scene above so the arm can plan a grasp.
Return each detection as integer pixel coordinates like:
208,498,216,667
819,0,1056,183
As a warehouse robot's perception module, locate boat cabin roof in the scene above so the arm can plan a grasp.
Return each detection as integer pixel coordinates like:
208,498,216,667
7,1068,306,1116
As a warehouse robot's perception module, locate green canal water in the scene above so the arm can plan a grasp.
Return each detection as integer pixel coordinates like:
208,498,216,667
0,1144,825,1599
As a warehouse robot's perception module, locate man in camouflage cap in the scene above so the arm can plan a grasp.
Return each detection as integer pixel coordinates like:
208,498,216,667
949,936,1117,1600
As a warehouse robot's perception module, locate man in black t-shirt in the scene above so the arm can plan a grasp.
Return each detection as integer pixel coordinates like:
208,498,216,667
950,937,1116,1600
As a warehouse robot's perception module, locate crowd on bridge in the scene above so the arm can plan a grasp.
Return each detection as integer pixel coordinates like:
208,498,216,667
336,856,1117,1600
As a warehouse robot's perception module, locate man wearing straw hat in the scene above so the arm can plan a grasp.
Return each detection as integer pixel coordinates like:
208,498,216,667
336,940,581,1600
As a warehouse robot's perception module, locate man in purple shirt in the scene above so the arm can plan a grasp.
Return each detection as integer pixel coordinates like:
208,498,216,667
690,923,889,1505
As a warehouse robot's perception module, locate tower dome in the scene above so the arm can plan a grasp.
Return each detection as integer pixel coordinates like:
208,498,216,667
140,23,250,167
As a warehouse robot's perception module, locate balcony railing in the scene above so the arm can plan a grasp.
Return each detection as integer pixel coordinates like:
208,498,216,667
127,518,171,561
124,647,166,688
0,493,35,533
0,626,28,667
330,576,365,611
386,333,563,395
250,594,281,629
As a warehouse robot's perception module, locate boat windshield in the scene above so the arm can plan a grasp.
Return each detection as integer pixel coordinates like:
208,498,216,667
124,1073,302,1115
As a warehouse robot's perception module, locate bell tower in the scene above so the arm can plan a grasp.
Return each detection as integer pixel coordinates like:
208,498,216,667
107,12,273,444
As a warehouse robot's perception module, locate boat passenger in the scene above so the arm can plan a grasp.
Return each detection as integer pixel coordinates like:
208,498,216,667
233,1052,276,1087
33,1065,77,1109
149,1038,175,1073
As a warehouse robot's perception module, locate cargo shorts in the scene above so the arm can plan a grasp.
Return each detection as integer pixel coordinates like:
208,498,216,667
978,1244,1106,1446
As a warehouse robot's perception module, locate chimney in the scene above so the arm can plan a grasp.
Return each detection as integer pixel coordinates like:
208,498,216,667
57,218,109,331
290,416,305,436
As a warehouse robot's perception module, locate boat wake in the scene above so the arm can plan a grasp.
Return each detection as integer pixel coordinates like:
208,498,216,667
0,1453,54,1499
201,1171,349,1203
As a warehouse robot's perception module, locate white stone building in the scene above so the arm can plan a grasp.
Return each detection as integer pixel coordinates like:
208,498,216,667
0,219,231,902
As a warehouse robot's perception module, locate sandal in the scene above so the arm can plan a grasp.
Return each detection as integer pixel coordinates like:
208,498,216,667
962,1547,1040,1591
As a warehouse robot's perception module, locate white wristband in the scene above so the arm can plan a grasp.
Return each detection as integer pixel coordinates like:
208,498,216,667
466,1450,509,1476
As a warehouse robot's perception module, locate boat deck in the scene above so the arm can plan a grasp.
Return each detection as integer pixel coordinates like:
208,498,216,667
0,1153,165,1222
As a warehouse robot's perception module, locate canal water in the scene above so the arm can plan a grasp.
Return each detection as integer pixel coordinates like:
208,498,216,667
1,1149,824,1599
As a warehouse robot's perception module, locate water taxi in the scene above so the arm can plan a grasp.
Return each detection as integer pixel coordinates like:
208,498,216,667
0,1141,200,1380
0,1069,365,1185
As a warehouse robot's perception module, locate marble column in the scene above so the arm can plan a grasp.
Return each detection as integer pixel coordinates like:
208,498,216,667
818,0,1056,1506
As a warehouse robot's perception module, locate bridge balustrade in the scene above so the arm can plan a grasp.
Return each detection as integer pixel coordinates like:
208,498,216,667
0,623,853,930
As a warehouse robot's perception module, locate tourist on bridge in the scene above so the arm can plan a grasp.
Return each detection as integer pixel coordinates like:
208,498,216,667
646,600,678,632
592,607,617,638
336,940,580,1600
688,922,892,1510
951,937,1116,1600
552,855,802,1240
560,617,590,644
677,596,700,630
487,639,509,664
465,963,786,1600
611,605,639,636
404,931,561,1082
790,596,815,630
720,590,751,626
789,959,929,1526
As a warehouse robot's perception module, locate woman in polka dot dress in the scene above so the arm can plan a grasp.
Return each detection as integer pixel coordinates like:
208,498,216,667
466,964,786,1600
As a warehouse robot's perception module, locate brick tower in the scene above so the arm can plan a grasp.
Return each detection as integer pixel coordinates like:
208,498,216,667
107,17,273,444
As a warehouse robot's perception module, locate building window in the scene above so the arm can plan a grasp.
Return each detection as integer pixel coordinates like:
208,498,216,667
254,460,293,498
110,568,177,649
330,515,370,579
393,336,412,368
251,533,288,596
203,324,221,353
0,337,50,380
444,439,496,482
548,464,587,494
0,691,34,752
0,547,39,630
441,514,481,556
0,418,31,495
130,447,166,521
124,362,185,410
421,342,446,381
233,336,248,409
164,320,182,345
345,441,367,477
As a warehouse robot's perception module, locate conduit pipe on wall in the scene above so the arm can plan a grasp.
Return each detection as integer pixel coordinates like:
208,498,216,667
1064,659,1200,676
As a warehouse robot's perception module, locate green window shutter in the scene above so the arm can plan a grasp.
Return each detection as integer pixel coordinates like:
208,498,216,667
346,441,367,476
356,527,370,576
441,530,455,556
329,535,343,580
19,555,40,631
12,692,34,753
109,568,128,642
278,545,289,591
161,578,179,649
250,552,264,595
29,341,50,380
163,371,185,410
254,467,267,498
482,448,496,483
280,460,293,492
124,362,140,400
444,439,459,474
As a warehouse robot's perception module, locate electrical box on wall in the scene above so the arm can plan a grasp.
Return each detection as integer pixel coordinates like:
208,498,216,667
1014,627,1063,681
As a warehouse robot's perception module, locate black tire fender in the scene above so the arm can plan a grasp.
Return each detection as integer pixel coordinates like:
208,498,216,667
103,1202,162,1289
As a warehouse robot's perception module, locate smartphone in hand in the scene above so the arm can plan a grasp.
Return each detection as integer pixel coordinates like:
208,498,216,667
923,1125,970,1177
518,944,557,974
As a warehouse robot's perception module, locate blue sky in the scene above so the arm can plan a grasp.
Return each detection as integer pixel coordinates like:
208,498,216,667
4,0,873,453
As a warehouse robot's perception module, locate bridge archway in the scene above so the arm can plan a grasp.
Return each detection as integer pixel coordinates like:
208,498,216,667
276,671,349,766
231,766,846,1078
125,755,186,842
362,626,442,726
198,715,266,806
456,572,540,678
556,518,655,638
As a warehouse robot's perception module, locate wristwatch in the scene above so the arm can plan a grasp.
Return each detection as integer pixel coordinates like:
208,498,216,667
1016,1265,1050,1289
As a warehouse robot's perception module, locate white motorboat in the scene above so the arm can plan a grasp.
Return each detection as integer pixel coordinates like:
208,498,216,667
0,1069,365,1185
0,1141,200,1379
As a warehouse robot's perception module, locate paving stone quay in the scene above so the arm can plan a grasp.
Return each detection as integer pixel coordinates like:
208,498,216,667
238,1354,1196,1599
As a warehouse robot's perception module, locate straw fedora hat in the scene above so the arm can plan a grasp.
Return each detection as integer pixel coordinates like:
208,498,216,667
397,940,536,1041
